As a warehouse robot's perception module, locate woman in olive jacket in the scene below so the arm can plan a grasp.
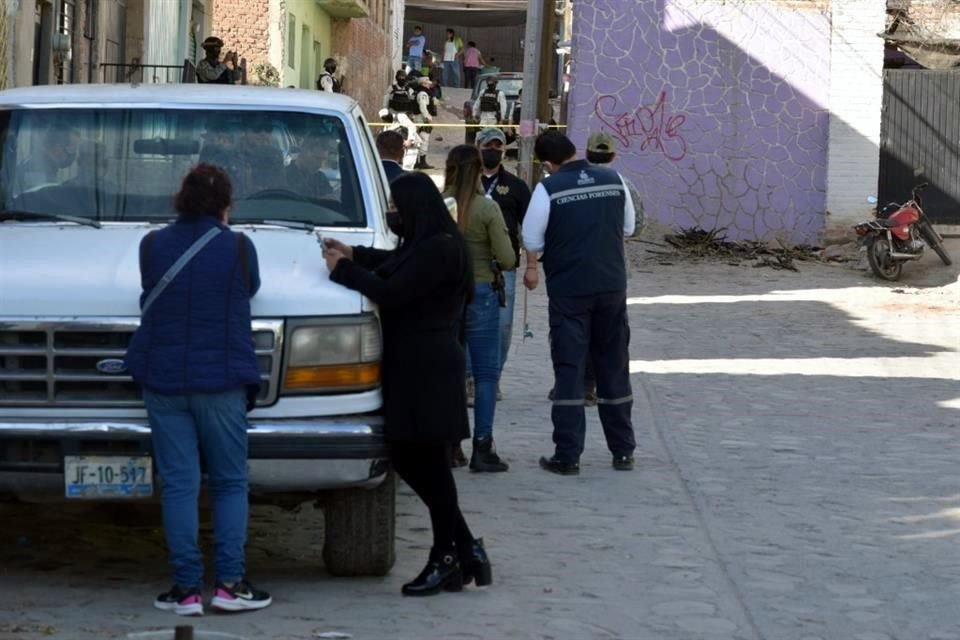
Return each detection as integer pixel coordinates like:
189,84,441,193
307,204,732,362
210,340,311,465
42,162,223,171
322,171,492,597
444,145,516,473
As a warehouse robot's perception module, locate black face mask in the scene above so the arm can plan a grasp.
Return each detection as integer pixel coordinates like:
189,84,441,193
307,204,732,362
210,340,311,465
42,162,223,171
385,209,403,236
480,149,503,170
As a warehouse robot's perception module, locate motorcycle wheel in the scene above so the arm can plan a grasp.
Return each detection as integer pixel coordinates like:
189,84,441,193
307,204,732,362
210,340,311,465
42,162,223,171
919,221,953,266
865,234,903,281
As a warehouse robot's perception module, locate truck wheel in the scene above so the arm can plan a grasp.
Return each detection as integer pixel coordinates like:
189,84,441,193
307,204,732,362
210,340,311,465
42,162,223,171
322,468,396,577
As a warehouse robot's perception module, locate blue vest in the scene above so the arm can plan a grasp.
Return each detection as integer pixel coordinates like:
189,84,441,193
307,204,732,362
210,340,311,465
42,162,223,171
125,217,261,396
541,160,627,297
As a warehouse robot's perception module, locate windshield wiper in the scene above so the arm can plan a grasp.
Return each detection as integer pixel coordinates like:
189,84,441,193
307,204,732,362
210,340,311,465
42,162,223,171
238,218,319,232
0,209,102,229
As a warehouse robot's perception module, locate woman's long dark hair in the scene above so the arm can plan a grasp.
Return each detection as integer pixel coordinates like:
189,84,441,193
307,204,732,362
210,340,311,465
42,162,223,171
444,145,482,234
384,172,474,298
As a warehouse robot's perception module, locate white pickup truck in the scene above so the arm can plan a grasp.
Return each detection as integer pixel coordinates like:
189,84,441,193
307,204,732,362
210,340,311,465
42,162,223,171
0,84,396,576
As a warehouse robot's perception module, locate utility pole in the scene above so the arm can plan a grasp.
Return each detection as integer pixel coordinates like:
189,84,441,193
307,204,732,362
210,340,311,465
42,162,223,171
537,0,557,125
518,0,545,187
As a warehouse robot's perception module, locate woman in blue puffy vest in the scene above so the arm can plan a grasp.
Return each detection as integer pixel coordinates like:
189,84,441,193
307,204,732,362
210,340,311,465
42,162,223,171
125,163,271,616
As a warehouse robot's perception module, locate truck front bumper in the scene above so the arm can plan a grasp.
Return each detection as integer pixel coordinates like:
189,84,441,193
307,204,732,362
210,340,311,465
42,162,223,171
0,415,389,495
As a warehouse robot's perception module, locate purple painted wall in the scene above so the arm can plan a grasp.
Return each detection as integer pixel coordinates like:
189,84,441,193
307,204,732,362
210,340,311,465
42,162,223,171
569,0,831,243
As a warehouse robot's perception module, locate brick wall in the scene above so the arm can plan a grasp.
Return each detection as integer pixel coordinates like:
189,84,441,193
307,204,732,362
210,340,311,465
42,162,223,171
332,16,391,119
210,0,271,67
825,0,886,228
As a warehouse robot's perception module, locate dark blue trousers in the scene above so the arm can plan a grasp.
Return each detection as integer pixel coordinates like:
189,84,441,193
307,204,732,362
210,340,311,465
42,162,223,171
548,290,636,463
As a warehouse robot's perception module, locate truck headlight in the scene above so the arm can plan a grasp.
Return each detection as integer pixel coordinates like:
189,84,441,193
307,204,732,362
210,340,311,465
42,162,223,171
282,316,382,394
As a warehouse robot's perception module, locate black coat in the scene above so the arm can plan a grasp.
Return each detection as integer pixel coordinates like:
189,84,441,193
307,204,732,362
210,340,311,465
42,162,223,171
330,235,471,444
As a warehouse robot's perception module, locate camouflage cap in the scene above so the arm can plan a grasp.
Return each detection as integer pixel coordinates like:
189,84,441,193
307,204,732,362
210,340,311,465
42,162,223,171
587,131,616,153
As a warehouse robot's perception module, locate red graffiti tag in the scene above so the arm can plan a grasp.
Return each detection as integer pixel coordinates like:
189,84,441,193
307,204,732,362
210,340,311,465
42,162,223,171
594,91,688,162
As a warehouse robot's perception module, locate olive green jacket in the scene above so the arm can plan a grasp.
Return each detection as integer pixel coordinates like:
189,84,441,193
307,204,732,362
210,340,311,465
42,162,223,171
445,190,516,282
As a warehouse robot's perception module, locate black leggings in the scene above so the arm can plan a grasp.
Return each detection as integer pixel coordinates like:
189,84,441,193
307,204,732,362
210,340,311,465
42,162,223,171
392,443,474,553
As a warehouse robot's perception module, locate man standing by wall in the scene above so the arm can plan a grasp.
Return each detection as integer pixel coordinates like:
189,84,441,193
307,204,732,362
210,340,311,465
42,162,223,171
317,58,342,93
442,29,463,88
407,26,426,74
521,132,637,476
462,41,487,90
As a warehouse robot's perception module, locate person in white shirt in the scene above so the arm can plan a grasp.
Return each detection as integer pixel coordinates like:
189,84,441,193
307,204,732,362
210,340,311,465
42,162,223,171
521,132,637,477
442,28,462,88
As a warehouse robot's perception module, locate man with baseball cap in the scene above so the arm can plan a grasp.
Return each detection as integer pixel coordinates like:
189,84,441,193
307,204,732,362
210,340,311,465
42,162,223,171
586,132,645,232
464,128,531,402
196,36,241,85
521,131,637,476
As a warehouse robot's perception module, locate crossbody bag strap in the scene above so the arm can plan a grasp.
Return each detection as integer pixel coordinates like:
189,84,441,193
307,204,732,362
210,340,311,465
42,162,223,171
141,227,225,316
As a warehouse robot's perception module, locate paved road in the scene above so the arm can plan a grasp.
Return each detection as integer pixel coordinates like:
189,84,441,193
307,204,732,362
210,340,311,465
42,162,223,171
2,239,959,639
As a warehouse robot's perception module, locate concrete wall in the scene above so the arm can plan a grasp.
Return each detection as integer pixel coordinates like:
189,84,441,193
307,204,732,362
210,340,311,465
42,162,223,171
283,0,332,88
570,0,836,244
825,0,885,230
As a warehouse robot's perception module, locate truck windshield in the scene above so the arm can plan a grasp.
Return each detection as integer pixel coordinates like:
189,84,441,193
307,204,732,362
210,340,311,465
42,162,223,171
0,108,367,227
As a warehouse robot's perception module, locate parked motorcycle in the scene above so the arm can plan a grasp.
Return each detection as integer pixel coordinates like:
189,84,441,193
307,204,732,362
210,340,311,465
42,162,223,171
854,182,952,281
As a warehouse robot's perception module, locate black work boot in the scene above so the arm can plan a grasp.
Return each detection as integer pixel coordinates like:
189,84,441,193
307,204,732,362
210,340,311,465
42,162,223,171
401,548,462,596
470,437,509,472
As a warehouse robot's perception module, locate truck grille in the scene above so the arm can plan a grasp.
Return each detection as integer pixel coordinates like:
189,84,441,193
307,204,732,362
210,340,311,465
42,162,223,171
0,319,283,408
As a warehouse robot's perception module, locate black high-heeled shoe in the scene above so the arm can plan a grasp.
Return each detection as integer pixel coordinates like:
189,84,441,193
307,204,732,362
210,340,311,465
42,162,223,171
401,548,463,596
459,538,493,587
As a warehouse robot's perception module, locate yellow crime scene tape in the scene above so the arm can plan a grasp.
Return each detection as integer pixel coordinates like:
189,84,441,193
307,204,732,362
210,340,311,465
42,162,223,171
367,122,567,128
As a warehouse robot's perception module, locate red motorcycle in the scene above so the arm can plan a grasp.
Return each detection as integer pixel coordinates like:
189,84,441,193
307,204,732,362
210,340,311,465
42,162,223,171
854,182,952,281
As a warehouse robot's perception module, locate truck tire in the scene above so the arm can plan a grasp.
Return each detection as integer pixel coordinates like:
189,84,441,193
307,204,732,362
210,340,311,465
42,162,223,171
322,468,396,577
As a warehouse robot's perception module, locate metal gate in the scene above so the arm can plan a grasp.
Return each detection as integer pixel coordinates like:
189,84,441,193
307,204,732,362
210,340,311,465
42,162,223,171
879,69,960,225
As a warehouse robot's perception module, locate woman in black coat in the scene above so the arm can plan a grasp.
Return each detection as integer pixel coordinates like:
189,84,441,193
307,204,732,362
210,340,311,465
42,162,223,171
322,171,493,597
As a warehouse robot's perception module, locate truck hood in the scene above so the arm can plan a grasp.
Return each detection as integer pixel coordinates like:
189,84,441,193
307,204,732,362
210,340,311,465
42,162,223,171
0,224,375,317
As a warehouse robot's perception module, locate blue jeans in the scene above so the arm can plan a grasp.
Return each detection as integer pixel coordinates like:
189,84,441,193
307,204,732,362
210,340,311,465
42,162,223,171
144,388,250,589
442,61,460,88
499,270,518,374
465,283,501,440
466,270,517,379
408,56,422,73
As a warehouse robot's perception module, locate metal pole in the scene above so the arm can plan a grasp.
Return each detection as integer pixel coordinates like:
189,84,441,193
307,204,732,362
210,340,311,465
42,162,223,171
519,0,545,188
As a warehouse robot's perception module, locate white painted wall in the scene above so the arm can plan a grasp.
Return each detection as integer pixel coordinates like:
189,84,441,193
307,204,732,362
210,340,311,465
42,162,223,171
825,0,886,226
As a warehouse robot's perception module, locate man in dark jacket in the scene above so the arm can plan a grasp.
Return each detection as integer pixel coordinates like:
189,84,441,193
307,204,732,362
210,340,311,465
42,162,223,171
376,129,406,182
474,127,530,395
522,132,637,476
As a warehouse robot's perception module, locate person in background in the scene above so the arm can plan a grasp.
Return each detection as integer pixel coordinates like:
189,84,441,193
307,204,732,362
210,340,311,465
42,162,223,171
286,132,335,199
521,132,637,476
476,128,530,400
586,131,645,233
378,109,422,172
407,26,426,74
473,77,507,128
462,41,486,90
442,28,463,89
377,129,406,182
322,172,494,596
444,145,516,473
195,37,241,85
317,58,342,93
412,77,437,170
125,164,271,615
16,124,79,193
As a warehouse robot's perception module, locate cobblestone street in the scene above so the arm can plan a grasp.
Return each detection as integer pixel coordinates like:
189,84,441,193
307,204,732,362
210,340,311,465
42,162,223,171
2,240,959,639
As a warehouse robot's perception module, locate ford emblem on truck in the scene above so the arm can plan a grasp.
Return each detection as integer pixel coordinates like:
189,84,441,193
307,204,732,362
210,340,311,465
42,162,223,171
95,358,128,375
